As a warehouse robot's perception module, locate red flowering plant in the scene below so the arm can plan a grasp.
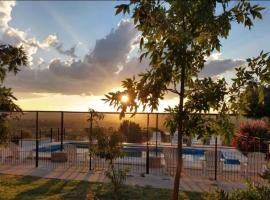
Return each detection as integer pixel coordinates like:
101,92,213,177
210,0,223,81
231,120,270,153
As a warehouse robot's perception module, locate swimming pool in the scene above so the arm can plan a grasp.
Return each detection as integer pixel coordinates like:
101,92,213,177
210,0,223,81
34,142,241,165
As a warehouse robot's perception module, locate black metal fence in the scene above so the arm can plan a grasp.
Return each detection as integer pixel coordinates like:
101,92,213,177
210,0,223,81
0,111,269,185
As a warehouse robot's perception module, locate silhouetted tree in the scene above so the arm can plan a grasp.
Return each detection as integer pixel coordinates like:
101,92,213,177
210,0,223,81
119,120,144,143
0,44,27,144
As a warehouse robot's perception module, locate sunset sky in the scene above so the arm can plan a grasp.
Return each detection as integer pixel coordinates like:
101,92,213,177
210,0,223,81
1,1,270,112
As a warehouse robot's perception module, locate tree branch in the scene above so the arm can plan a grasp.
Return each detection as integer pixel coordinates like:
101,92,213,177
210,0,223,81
165,87,181,95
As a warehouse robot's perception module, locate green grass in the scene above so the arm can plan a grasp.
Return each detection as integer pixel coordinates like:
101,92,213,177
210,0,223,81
0,174,203,200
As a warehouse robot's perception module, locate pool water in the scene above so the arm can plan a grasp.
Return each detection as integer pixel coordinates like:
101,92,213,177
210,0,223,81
34,143,241,165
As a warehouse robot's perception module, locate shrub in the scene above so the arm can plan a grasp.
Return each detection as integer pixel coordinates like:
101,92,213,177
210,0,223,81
205,184,270,200
119,120,145,143
91,131,128,200
231,120,270,153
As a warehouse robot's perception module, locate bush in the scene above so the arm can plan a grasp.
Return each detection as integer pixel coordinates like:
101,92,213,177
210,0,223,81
91,131,128,200
119,120,145,143
205,184,270,200
105,167,129,197
0,114,11,145
231,120,270,153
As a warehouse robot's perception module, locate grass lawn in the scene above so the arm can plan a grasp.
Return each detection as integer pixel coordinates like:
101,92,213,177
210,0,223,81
0,174,203,200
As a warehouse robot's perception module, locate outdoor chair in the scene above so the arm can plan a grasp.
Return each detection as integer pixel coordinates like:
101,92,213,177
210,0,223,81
163,147,177,176
241,152,266,178
0,146,10,163
203,150,224,176
63,144,77,165
5,142,33,163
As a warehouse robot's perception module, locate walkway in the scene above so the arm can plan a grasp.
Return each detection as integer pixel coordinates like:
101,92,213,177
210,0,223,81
0,164,247,193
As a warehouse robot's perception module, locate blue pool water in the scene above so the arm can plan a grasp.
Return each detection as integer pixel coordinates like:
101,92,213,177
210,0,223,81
34,143,240,165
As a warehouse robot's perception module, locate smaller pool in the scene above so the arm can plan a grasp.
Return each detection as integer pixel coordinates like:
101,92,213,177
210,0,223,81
35,143,162,155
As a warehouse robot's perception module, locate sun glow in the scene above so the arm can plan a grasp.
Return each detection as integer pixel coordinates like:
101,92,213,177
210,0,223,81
121,95,129,103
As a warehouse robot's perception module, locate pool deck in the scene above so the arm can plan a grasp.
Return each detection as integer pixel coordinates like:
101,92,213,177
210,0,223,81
0,164,247,193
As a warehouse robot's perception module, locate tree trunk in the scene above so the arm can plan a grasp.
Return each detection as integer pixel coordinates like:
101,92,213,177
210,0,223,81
172,66,185,200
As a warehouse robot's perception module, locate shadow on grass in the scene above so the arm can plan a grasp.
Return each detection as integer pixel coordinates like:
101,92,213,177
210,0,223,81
1,174,203,200
60,181,90,200
179,191,203,200
96,184,203,200
14,175,42,186
13,178,68,200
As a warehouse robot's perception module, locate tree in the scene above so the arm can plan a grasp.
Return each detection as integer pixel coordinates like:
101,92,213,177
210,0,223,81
229,52,270,154
0,44,27,145
230,51,270,116
104,1,264,199
239,85,270,119
119,120,144,143
88,109,128,199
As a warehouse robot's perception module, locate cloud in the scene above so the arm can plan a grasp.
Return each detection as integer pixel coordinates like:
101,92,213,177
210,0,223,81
0,1,77,64
199,59,245,77
53,42,77,58
2,4,245,99
206,52,222,61
5,19,141,96
87,19,138,67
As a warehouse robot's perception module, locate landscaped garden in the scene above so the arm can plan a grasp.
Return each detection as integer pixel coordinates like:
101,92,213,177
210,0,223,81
0,174,203,200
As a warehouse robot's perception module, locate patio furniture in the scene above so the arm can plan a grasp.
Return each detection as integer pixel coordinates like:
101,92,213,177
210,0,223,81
203,150,224,175
241,152,266,178
5,142,33,163
163,148,177,176
0,146,9,163
63,144,77,164
51,152,67,162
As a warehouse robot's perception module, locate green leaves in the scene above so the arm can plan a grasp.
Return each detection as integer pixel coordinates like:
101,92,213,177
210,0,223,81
105,1,265,140
230,1,264,29
185,78,228,113
115,4,130,15
0,44,27,83
230,51,270,117
0,86,21,112
0,43,27,112
0,43,27,145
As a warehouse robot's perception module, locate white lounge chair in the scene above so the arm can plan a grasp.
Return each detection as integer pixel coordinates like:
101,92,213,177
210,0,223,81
63,144,77,165
5,142,33,163
241,152,266,178
203,150,224,175
0,146,10,163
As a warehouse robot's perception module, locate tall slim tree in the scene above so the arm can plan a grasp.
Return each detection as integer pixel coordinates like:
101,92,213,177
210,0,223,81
0,44,27,144
104,1,264,199
237,85,270,119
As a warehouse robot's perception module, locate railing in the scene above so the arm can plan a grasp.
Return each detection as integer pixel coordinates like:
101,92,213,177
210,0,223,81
0,111,269,185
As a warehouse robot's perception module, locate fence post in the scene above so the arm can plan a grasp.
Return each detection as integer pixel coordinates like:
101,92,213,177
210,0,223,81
50,128,53,143
259,138,260,152
57,128,60,141
35,111,39,168
89,112,93,171
146,114,150,174
155,113,158,157
60,112,64,151
214,135,217,181
20,129,23,148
